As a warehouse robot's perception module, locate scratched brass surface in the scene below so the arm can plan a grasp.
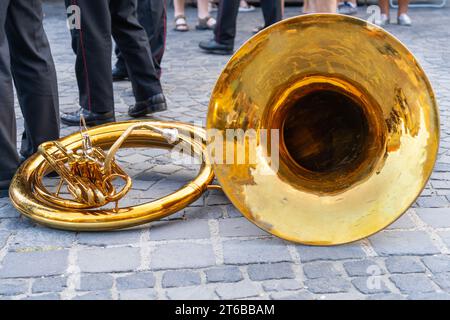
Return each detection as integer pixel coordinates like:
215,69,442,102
207,14,439,245
9,121,214,231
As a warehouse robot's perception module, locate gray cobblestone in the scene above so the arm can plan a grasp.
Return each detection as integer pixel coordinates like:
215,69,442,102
77,247,141,273
407,292,450,300
116,272,155,290
438,231,450,248
433,273,450,291
351,277,391,295
32,276,67,293
73,290,113,300
385,256,426,274
269,291,314,300
0,231,10,249
390,274,437,294
24,293,60,300
223,239,291,265
262,279,302,292
77,230,141,246
343,260,384,277
0,250,68,278
166,287,217,300
302,261,342,279
218,218,268,237
78,274,114,291
11,228,75,250
304,278,352,294
205,266,243,283
369,231,440,256
297,244,366,262
149,219,210,240
215,281,261,299
150,243,215,270
247,263,295,281
162,270,201,288
415,208,450,228
0,279,28,296
422,255,450,273
119,289,157,300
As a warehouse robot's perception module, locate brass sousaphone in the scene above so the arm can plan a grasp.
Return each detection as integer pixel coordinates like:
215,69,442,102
9,15,439,245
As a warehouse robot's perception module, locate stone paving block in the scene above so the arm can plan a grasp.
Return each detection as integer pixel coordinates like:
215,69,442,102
150,243,215,270
183,206,224,219
422,255,450,273
438,231,450,248
0,231,10,249
116,272,155,290
390,274,436,294
78,274,114,291
0,279,28,296
303,262,342,279
119,289,157,300
269,291,314,300
343,260,384,277
351,277,391,295
77,247,141,273
297,243,366,262
206,191,231,205
149,219,210,241
32,276,67,293
218,218,268,237
0,250,68,278
73,290,113,300
162,270,201,288
166,286,217,300
205,266,243,283
432,273,450,291
304,278,352,294
247,263,295,281
76,230,141,246
416,196,449,208
24,293,60,300
223,239,291,265
366,294,406,300
0,203,20,219
262,279,302,292
225,204,243,218
415,208,450,228
386,213,416,230
369,231,440,256
215,281,261,299
385,256,426,274
11,227,75,250
408,292,450,300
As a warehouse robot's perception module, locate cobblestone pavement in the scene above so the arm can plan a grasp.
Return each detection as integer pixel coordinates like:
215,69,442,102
1,1,450,300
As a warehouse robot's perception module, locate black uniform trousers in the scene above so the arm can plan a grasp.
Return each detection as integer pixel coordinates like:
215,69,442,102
114,0,167,78
65,0,163,113
0,0,59,183
215,0,282,46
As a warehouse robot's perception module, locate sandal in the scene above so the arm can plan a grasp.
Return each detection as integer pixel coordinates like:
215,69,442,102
196,16,216,31
174,15,189,32
252,25,264,34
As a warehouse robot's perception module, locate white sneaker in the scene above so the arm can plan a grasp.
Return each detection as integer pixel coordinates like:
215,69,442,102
398,13,412,26
374,13,389,26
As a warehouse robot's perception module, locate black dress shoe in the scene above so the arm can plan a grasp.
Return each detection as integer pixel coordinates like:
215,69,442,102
128,93,167,118
61,108,115,126
112,67,129,81
199,39,233,55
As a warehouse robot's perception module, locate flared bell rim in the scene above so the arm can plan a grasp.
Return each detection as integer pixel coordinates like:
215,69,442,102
206,14,440,245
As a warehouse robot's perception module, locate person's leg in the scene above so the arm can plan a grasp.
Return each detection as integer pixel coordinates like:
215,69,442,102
174,0,185,17
260,0,282,28
64,0,114,114
379,0,390,15
137,0,167,77
113,0,167,79
110,0,163,104
0,0,19,192
6,0,60,159
398,0,410,15
214,0,240,46
198,0,210,19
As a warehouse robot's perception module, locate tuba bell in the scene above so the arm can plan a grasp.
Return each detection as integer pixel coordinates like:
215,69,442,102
9,14,440,245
